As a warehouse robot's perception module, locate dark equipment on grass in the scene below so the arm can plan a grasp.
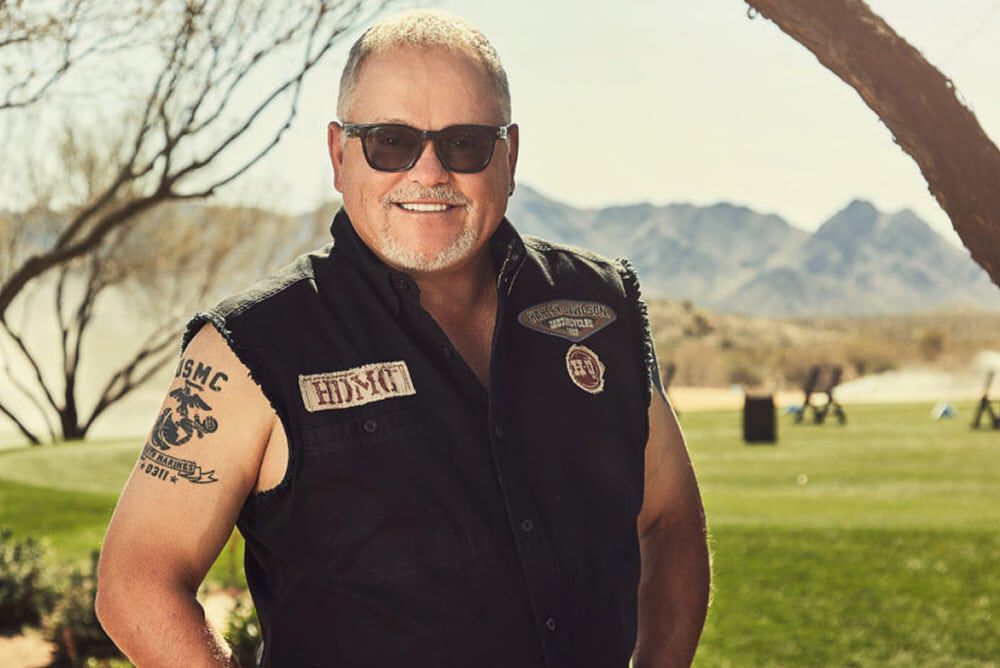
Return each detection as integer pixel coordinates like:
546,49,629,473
743,394,777,444
796,365,847,425
971,371,1000,430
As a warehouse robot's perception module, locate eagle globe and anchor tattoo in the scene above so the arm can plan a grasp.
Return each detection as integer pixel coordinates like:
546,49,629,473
138,357,229,485
152,382,220,449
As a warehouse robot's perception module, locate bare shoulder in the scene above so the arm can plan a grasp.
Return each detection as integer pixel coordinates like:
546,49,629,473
99,320,277,590
147,319,276,486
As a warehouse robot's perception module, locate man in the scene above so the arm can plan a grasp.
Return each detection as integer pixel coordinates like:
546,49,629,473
96,9,710,667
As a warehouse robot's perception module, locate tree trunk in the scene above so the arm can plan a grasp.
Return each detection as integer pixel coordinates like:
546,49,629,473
745,0,1000,288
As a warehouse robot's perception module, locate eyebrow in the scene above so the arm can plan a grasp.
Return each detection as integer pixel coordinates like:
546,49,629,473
363,117,501,127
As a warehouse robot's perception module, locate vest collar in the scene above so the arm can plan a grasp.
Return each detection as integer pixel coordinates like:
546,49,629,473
328,207,526,315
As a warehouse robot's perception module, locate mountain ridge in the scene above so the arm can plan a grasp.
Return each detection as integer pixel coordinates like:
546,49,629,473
506,184,1000,316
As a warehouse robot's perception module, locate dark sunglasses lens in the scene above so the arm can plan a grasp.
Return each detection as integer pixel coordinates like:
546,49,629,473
364,125,422,170
436,126,494,172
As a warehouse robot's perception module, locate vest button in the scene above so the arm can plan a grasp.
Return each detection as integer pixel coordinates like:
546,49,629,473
494,424,503,439
544,616,557,632
520,518,534,533
363,419,378,433
441,346,453,359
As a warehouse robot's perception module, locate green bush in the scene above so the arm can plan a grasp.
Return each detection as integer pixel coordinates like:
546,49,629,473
0,527,57,629
43,551,123,666
224,594,262,668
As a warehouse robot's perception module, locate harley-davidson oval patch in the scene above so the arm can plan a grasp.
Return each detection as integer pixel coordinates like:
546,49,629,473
517,300,617,342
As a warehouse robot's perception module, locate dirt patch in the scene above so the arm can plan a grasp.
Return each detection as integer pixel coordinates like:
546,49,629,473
0,629,53,668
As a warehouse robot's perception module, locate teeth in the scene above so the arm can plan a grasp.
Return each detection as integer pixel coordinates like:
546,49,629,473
398,202,451,212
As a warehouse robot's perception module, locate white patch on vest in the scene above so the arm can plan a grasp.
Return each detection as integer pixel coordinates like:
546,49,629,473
565,344,606,394
298,361,416,412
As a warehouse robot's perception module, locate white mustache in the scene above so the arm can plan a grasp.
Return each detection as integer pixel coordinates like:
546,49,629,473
384,186,467,206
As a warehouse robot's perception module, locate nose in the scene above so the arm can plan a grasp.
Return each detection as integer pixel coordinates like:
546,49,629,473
407,137,450,186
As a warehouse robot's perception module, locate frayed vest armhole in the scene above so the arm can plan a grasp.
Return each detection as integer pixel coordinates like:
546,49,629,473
179,310,295,505
614,257,655,415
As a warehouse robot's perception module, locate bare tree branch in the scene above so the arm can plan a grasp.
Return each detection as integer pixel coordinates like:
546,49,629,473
84,323,181,431
0,400,41,445
0,0,112,111
0,316,61,413
745,0,1000,287
0,0,390,319
0,335,56,442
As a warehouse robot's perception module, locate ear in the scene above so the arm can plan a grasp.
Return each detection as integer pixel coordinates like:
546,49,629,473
505,123,519,196
328,121,346,193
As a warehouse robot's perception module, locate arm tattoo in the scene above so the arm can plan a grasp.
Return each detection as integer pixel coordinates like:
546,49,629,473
138,356,229,485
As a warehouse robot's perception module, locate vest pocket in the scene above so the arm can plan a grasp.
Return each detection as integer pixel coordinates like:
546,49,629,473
302,405,431,453
300,406,478,583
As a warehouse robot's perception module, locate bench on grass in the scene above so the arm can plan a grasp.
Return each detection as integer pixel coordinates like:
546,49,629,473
971,371,999,430
796,364,847,425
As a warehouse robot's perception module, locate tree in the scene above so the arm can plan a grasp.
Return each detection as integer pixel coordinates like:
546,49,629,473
0,0,388,317
0,194,333,445
744,0,1000,288
0,117,338,444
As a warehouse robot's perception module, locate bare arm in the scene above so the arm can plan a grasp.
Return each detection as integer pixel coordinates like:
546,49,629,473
96,322,276,667
632,384,711,668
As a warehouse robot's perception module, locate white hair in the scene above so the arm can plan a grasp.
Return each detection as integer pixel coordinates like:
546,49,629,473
337,9,512,123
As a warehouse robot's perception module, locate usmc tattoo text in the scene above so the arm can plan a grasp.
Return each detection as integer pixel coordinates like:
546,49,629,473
138,356,229,485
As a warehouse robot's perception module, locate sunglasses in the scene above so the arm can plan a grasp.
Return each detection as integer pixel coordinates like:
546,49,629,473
340,122,511,173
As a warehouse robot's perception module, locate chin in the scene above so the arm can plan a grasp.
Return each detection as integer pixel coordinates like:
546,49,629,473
379,226,479,273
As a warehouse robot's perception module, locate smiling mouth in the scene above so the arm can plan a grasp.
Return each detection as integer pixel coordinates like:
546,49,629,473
395,202,458,213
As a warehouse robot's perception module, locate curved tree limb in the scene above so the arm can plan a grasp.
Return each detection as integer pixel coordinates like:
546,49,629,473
0,315,61,412
0,335,54,442
0,0,390,318
0,400,40,445
745,0,1000,287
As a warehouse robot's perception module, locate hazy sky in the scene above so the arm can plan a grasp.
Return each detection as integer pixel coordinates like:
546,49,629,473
233,0,1000,245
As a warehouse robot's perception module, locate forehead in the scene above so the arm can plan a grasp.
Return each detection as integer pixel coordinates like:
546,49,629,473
347,47,502,126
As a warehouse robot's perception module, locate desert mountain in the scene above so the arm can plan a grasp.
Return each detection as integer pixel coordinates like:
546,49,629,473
506,185,1000,316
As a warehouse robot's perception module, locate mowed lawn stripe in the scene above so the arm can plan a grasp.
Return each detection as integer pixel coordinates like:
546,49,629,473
684,401,1000,665
0,478,117,567
682,401,1000,531
0,438,139,495
0,439,245,586
1,402,997,664
698,526,1000,666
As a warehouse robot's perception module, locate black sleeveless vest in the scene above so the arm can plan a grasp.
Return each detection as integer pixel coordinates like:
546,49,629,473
181,209,654,668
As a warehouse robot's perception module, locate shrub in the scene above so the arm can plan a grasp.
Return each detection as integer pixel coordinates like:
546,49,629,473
869,357,898,374
683,313,714,338
43,551,123,666
0,527,57,629
224,594,262,668
918,329,947,361
729,360,764,388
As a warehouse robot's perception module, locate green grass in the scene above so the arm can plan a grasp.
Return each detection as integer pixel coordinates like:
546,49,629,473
685,401,1000,666
0,479,117,564
1,402,998,665
0,437,244,588
687,402,1000,530
699,527,999,666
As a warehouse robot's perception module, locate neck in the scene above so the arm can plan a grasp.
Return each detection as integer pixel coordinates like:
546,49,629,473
411,248,497,319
